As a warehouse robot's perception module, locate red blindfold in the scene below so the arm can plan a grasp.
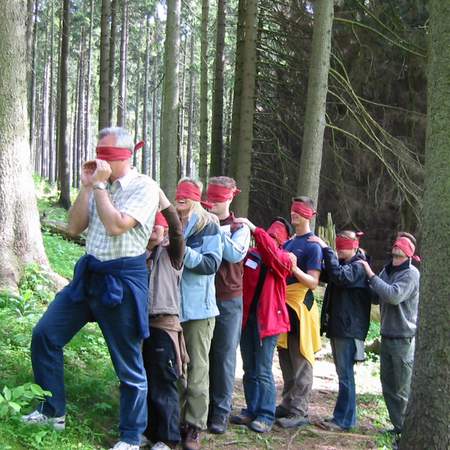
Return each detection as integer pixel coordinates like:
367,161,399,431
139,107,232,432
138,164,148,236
154,212,168,228
175,181,202,202
206,184,241,203
267,221,289,245
335,236,359,250
393,237,421,262
291,201,316,220
96,140,145,161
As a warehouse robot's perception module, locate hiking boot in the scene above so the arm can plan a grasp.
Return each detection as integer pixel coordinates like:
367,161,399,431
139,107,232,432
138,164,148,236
276,413,309,429
21,410,66,431
208,416,228,434
230,413,253,425
183,425,201,450
109,441,139,450
275,404,290,418
317,419,347,432
248,419,272,433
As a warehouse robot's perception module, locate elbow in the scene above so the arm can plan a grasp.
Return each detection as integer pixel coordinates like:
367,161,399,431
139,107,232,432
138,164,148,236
307,279,320,290
105,224,125,236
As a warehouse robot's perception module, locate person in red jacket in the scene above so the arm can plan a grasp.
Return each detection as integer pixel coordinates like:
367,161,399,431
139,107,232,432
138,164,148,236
230,217,296,433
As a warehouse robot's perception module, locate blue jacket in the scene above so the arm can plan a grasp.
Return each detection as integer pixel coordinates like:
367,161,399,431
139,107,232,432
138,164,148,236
320,248,372,340
180,214,223,322
63,253,149,339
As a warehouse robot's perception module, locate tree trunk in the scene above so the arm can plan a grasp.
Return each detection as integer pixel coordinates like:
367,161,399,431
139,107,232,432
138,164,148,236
151,81,158,180
48,0,56,183
29,0,38,160
116,0,128,127
84,0,94,162
160,0,180,200
399,2,450,449
178,37,187,179
57,0,71,209
209,0,226,177
296,0,333,218
230,0,259,216
98,0,110,130
141,14,151,175
185,33,195,178
198,0,209,185
0,0,48,292
108,0,117,125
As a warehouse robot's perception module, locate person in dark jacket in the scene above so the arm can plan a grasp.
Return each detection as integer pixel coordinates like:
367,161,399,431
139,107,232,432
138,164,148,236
230,217,295,433
142,189,186,450
309,231,372,431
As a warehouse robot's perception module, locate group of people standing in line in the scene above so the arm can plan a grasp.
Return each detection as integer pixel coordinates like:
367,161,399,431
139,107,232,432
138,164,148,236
20,127,420,450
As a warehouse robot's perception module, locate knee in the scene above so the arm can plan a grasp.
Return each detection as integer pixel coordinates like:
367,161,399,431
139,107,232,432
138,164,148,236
31,321,51,350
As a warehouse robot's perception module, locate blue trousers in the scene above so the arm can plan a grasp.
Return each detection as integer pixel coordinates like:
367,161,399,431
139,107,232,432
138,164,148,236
330,337,357,429
208,297,243,421
31,277,147,445
240,313,278,425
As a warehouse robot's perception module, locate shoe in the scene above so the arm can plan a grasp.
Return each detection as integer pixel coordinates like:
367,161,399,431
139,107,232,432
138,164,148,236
230,413,253,425
275,404,290,418
21,410,66,431
208,416,227,434
183,426,201,450
248,419,272,433
151,443,172,450
140,434,152,447
109,442,140,450
317,419,347,432
276,413,309,429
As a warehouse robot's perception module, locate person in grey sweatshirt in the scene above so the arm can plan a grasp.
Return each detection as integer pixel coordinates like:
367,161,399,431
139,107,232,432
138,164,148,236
358,232,420,436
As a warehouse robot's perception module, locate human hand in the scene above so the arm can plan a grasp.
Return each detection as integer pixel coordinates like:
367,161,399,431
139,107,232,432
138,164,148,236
234,217,256,232
92,159,112,183
308,235,327,248
288,252,297,269
81,160,97,187
159,188,171,210
357,260,375,278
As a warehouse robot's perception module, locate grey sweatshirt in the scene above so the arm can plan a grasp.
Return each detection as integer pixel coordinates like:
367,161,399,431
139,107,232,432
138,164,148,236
369,260,420,338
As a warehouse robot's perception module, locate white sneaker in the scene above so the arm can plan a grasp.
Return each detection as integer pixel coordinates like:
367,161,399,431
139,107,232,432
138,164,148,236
21,410,66,430
140,434,152,447
109,441,140,450
151,443,172,450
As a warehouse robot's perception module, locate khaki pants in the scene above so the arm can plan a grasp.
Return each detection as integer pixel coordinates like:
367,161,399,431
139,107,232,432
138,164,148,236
278,332,313,417
180,318,216,429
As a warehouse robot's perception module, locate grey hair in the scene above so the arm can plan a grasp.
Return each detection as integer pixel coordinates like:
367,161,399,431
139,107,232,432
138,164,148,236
98,127,134,151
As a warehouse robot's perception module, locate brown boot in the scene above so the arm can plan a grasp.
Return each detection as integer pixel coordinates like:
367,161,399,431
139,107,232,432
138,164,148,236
183,425,201,450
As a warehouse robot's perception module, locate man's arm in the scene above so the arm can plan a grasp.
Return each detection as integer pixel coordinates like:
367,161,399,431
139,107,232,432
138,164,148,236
67,186,91,236
291,267,321,290
221,225,251,263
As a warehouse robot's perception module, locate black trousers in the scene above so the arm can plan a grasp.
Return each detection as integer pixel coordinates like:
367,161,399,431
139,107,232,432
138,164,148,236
143,327,181,445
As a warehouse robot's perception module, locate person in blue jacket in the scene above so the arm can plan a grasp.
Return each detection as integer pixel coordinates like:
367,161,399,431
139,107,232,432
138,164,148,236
175,178,223,450
309,231,372,431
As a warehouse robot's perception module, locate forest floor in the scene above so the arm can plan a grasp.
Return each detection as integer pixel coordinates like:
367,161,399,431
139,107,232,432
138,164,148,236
0,181,396,450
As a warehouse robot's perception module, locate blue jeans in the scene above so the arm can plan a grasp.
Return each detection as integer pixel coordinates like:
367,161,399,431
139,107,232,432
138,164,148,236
31,276,147,445
209,297,243,421
330,337,357,429
240,313,278,425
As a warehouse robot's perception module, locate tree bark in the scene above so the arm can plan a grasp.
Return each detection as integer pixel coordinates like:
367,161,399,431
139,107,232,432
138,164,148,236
57,0,71,209
400,2,450,449
210,0,226,177
178,36,187,179
160,0,181,199
29,0,38,160
230,0,259,216
48,0,56,183
141,14,151,175
84,0,94,162
0,0,48,291
98,0,111,130
296,0,334,220
108,0,118,125
116,0,128,127
198,0,209,185
186,33,195,178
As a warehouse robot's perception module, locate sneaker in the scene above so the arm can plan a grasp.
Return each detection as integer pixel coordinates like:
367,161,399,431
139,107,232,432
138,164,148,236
109,442,140,450
208,416,227,434
140,434,152,447
183,426,201,450
151,443,172,450
230,413,253,425
276,413,309,429
21,410,66,431
275,404,290,418
248,419,272,433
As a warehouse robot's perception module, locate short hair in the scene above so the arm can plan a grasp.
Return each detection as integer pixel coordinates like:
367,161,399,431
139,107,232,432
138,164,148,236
208,176,237,189
397,231,416,246
270,216,293,237
292,195,315,209
98,127,134,151
337,230,358,240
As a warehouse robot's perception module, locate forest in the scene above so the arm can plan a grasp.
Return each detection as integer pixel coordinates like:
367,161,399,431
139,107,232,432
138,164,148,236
0,0,448,449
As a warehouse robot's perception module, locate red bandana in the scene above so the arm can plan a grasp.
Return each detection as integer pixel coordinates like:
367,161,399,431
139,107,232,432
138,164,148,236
291,201,316,220
393,237,421,262
206,184,241,203
336,236,359,250
96,141,145,161
267,221,289,245
154,212,168,228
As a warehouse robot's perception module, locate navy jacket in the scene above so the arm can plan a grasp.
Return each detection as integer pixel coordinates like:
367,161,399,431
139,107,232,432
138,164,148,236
320,248,372,340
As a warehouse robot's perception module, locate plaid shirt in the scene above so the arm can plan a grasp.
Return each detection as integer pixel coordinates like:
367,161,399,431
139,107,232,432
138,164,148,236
86,168,159,261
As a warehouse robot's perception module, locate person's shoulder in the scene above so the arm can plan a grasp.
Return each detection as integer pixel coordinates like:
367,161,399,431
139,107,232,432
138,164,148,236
133,173,158,188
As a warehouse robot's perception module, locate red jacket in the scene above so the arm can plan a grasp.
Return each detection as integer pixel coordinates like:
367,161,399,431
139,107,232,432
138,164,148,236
242,227,292,339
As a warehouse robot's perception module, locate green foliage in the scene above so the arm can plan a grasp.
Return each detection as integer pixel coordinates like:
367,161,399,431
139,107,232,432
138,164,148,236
317,212,336,250
0,384,51,418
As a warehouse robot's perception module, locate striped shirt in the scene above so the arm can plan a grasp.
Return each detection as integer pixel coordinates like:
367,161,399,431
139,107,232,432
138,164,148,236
86,168,159,261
